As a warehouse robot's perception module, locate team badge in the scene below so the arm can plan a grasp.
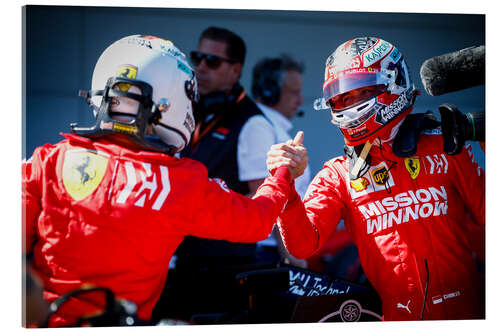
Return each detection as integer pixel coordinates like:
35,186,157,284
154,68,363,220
425,154,448,175
372,166,389,185
350,177,370,192
62,149,109,201
404,157,420,180
116,64,138,91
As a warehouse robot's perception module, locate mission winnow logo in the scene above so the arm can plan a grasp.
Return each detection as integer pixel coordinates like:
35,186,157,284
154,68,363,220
358,186,448,234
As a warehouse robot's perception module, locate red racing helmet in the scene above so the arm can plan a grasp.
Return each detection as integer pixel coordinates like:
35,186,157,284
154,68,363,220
323,37,417,146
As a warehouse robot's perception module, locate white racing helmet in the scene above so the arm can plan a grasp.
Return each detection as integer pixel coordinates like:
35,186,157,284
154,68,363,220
73,35,198,154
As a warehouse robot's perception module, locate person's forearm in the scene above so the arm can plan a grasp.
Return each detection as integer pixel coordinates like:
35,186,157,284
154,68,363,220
276,190,320,259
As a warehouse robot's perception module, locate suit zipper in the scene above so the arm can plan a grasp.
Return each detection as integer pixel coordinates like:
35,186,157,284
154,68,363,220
420,258,429,320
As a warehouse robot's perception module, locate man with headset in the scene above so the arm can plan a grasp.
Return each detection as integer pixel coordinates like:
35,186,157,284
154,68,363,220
249,54,311,198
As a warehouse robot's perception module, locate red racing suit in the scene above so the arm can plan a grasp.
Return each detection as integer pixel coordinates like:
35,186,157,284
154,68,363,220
277,132,485,320
22,133,293,327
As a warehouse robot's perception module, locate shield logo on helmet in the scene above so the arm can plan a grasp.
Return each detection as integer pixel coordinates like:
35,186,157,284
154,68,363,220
116,64,138,79
116,64,138,91
404,157,420,180
62,149,109,201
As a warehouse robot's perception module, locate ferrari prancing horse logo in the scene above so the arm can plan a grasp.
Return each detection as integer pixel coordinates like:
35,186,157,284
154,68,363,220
404,157,420,180
62,149,109,201
116,64,138,92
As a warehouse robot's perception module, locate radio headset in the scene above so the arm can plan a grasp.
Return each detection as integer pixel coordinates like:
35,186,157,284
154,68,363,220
251,58,284,107
252,57,304,117
197,82,246,113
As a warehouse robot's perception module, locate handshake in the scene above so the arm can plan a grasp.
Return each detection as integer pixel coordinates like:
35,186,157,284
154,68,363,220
266,131,309,179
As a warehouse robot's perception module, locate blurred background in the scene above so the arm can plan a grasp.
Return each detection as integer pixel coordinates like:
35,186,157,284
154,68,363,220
23,5,485,174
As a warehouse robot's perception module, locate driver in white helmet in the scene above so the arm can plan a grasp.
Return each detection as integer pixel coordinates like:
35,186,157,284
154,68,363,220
267,37,485,321
22,35,308,327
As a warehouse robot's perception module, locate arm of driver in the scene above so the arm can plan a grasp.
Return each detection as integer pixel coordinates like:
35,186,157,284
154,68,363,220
188,166,294,243
277,166,344,259
267,131,343,259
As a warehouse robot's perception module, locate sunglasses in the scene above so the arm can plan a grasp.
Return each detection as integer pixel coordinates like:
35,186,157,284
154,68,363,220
190,51,238,69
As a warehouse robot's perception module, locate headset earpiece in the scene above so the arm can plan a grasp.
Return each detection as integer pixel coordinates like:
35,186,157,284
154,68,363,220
252,58,283,106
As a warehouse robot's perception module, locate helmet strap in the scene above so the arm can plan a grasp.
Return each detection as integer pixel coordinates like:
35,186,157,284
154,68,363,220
72,77,178,155
345,141,373,180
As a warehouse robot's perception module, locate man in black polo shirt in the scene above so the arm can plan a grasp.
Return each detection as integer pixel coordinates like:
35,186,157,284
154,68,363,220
155,27,275,322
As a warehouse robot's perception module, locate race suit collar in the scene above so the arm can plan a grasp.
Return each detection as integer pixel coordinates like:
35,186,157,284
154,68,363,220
61,132,180,162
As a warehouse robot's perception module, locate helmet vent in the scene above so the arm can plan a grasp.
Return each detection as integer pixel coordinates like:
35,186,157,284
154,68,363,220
357,103,369,112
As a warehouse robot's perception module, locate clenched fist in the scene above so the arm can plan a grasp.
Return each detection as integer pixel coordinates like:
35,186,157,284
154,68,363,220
267,131,309,179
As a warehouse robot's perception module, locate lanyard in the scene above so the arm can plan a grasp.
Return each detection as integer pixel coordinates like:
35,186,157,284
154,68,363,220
190,90,246,147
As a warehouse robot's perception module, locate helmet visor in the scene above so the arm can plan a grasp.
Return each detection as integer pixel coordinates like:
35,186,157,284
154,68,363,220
323,70,392,106
329,84,387,112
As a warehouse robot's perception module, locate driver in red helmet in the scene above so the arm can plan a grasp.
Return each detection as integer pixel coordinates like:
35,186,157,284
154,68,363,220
267,37,485,321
